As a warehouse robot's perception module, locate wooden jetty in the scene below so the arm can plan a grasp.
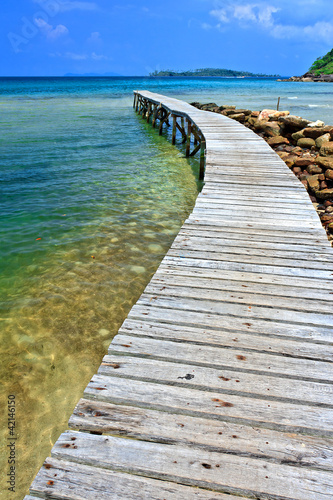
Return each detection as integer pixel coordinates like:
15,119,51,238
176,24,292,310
26,91,333,499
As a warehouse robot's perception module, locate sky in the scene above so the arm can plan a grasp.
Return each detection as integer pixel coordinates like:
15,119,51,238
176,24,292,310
1,0,333,76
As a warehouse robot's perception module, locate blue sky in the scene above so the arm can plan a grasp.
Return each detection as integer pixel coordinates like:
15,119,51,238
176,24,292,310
1,0,333,76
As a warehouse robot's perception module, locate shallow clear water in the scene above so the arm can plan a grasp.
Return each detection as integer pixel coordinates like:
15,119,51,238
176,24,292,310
0,77,332,498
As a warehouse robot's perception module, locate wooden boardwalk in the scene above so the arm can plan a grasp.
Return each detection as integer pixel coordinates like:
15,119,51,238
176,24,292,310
26,91,333,500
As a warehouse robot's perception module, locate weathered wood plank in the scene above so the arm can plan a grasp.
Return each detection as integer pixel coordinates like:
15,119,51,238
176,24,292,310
85,374,333,435
52,431,333,500
109,334,333,382
69,398,333,471
128,304,333,343
30,457,239,500
98,354,333,406
120,318,333,361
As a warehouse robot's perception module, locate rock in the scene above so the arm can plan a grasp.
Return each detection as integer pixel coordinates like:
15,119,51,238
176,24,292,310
328,222,333,231
324,200,333,206
320,214,333,223
200,103,218,111
307,175,320,192
307,120,325,128
303,126,333,139
230,113,245,122
247,117,258,127
267,136,290,147
292,131,305,142
294,158,313,168
316,188,333,200
301,180,308,188
315,156,333,169
291,147,304,155
326,206,333,213
260,121,281,136
320,142,333,157
325,169,333,181
307,164,323,174
293,166,302,174
224,108,239,115
318,174,326,181
277,151,289,160
251,111,260,117
297,137,316,148
316,134,331,149
219,105,236,110
278,115,311,131
285,155,298,168
258,109,289,121
228,109,252,116
320,181,328,190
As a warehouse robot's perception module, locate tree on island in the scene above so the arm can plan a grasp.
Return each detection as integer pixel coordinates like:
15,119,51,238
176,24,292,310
309,48,333,75
149,68,278,77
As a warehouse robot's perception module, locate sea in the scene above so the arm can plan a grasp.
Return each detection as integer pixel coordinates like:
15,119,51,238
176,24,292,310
1,76,332,498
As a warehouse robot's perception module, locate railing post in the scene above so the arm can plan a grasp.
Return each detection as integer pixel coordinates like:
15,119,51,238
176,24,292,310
186,119,192,157
146,102,151,123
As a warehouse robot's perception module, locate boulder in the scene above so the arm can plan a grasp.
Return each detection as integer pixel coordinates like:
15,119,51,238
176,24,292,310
316,188,333,200
278,115,311,131
294,158,313,168
219,105,236,110
228,109,252,116
251,111,260,117
303,126,333,139
261,121,281,137
325,169,333,181
247,117,258,127
297,137,316,149
292,131,305,142
200,103,218,111
307,120,325,128
307,165,323,175
230,113,245,122
316,156,333,170
267,136,290,147
258,109,289,121
285,155,298,168
307,175,320,192
319,142,333,157
316,134,331,149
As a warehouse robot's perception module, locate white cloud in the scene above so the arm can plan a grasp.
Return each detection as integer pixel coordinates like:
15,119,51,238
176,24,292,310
58,1,98,11
209,2,333,42
91,52,108,60
34,18,69,40
210,9,229,23
87,31,102,43
65,52,87,60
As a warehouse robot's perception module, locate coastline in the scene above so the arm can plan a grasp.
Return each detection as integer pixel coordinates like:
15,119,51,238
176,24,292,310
191,101,333,243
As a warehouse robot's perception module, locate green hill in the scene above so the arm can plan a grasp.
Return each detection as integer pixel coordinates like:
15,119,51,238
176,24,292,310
309,48,333,75
149,68,277,77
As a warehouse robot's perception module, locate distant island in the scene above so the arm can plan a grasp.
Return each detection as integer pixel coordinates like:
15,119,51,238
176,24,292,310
149,68,279,77
282,48,333,82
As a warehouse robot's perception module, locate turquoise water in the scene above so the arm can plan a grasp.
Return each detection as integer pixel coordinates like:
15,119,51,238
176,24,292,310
1,77,332,498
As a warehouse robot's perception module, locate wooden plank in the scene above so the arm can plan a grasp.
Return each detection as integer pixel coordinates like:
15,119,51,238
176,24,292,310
128,304,333,343
98,354,333,406
109,334,333,382
52,431,333,500
70,398,333,471
85,374,333,435
137,293,333,329
30,457,239,500
151,271,333,303
120,318,333,361
162,254,333,280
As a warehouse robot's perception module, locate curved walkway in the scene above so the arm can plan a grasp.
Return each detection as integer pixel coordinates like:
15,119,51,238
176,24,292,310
27,92,333,500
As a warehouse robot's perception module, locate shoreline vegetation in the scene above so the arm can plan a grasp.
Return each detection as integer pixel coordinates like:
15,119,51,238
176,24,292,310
190,101,333,243
149,68,279,77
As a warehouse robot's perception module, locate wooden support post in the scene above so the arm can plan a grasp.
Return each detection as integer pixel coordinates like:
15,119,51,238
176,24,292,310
135,95,139,112
181,117,186,143
199,140,206,180
172,115,177,144
152,104,158,128
133,93,136,109
146,102,151,123
159,108,165,135
186,119,192,157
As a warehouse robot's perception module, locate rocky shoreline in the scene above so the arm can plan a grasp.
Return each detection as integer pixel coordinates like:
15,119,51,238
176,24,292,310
278,72,333,82
190,101,333,243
